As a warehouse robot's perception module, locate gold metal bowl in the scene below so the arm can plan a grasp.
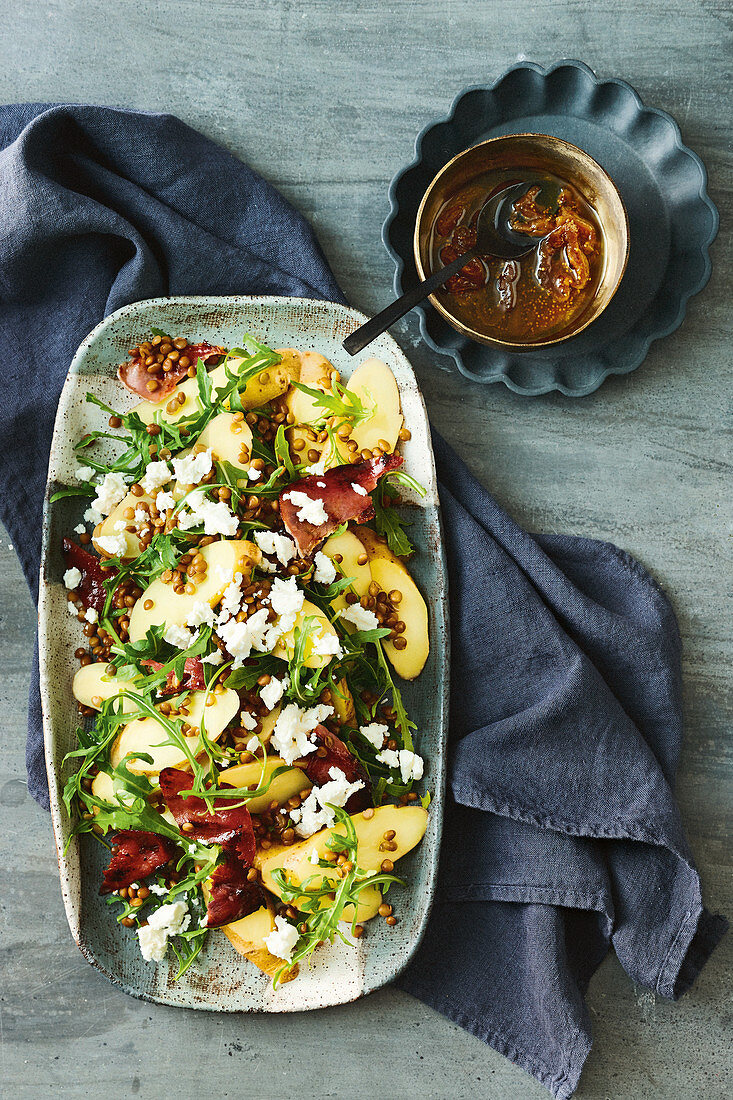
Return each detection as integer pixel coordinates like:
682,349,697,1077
413,134,630,351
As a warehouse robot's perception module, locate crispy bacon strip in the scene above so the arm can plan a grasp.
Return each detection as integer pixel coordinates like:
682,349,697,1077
62,538,114,614
301,725,372,813
206,853,265,928
141,657,206,694
100,829,178,895
279,451,403,557
118,342,224,401
158,768,256,866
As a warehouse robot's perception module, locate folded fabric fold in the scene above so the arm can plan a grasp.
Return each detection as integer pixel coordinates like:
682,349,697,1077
0,103,725,1100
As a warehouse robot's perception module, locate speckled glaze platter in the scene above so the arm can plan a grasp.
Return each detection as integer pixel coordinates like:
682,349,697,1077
384,59,719,396
38,295,448,1012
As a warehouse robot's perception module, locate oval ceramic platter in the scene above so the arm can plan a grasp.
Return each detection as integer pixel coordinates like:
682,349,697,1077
38,295,448,1012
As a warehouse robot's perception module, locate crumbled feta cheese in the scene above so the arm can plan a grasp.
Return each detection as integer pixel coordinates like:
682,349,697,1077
304,458,328,477
148,900,190,935
217,608,272,667
351,482,368,496
254,530,297,567
398,749,424,783
113,520,127,532
309,847,321,865
67,601,80,617
134,507,150,525
240,710,258,731
186,601,215,629
155,490,176,513
339,604,380,631
148,883,168,896
312,551,336,585
283,490,328,526
264,915,299,962
201,650,223,665
270,702,333,765
84,607,98,624
289,766,365,838
177,490,238,537
96,533,128,557
360,723,389,749
218,572,244,622
269,575,304,618
137,924,168,962
75,466,95,482
311,632,343,660
246,465,261,481
140,460,172,494
73,523,86,535
245,735,261,753
376,748,400,770
375,748,424,783
63,566,82,591
172,449,213,485
91,471,128,516
84,505,103,526
260,674,289,711
163,623,194,649
137,898,191,962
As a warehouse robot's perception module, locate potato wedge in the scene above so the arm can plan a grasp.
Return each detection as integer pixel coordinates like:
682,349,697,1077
358,528,429,680
221,901,298,980
346,358,403,454
72,663,139,710
320,530,371,615
110,687,238,775
272,598,341,669
92,488,155,560
90,770,177,827
128,538,260,643
331,677,356,727
220,756,312,815
284,351,335,425
256,804,428,924
197,410,254,472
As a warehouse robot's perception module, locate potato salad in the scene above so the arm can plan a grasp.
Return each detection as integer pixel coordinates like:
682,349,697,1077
57,332,430,985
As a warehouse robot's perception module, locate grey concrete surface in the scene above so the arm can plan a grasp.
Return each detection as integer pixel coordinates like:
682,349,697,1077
0,1,730,1097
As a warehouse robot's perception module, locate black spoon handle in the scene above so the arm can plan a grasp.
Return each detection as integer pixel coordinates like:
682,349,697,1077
342,247,477,356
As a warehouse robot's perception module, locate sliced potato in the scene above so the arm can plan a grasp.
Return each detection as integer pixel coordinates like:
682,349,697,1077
134,351,297,426
110,687,239,775
92,488,156,560
256,804,428,924
331,677,356,727
128,538,260,643
258,705,281,746
90,770,177,827
320,530,371,615
272,598,341,669
358,528,429,680
222,756,311,814
72,663,139,710
221,900,299,981
197,410,254,472
285,352,334,425
347,358,403,454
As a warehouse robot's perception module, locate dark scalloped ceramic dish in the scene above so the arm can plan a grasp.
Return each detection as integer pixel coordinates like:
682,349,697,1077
383,60,719,397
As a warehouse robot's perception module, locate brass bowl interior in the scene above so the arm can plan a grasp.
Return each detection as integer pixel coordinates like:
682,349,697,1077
414,134,629,351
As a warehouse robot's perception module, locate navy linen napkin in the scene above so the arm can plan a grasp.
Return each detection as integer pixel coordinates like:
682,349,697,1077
0,104,725,1099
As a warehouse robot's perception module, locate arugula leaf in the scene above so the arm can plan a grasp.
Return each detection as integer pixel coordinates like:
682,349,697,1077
291,379,374,428
373,481,414,557
274,424,296,479
50,484,96,503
